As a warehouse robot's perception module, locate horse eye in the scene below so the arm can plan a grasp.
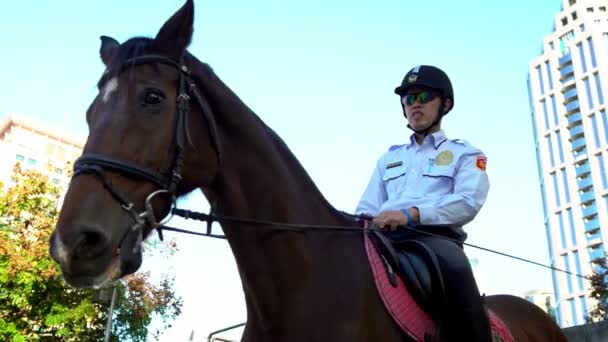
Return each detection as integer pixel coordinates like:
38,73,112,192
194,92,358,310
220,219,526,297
142,89,165,105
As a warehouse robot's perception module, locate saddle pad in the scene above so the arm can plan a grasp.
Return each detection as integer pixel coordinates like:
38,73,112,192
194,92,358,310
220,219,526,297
364,232,514,342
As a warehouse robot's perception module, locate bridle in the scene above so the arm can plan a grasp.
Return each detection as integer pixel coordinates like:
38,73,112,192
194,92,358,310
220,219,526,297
73,54,222,256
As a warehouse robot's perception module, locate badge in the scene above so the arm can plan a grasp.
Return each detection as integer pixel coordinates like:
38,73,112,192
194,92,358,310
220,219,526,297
476,156,487,171
408,74,418,82
435,150,453,166
386,161,403,169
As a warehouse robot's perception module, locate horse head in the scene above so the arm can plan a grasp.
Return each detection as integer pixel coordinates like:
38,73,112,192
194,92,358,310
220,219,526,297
49,0,220,288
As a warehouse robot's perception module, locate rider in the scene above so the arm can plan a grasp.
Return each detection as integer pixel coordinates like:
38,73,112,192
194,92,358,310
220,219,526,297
356,65,492,341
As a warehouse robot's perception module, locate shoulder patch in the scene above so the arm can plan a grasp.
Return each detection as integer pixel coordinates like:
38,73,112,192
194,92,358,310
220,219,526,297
451,138,469,146
476,155,487,171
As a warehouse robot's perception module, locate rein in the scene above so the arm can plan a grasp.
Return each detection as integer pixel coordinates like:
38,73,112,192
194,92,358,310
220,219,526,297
161,208,589,280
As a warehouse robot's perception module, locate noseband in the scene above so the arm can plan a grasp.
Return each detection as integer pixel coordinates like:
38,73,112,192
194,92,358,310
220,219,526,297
73,54,222,255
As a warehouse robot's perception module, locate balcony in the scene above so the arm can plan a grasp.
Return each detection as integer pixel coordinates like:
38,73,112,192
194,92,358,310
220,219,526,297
561,74,576,85
577,176,593,190
560,64,575,79
569,124,585,139
571,136,587,151
565,100,580,113
567,112,582,127
563,87,578,102
559,53,572,65
579,188,595,203
582,205,598,219
585,217,601,232
575,160,591,176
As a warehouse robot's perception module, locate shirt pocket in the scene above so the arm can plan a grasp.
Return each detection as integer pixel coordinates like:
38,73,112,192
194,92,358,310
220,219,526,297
382,165,407,197
422,166,455,195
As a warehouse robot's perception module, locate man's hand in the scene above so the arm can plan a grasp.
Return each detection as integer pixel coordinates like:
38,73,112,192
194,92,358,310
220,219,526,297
373,210,408,231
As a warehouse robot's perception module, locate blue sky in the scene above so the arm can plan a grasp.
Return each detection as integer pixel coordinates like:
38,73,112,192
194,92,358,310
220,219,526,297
1,1,565,340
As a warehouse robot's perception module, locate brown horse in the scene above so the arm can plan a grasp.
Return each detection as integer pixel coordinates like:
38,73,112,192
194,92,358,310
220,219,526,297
49,1,566,341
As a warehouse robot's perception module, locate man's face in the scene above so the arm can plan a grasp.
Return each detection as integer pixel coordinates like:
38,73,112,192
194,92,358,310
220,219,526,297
401,86,445,132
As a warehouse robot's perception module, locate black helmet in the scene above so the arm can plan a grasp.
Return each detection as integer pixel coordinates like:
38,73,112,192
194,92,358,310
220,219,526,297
394,65,454,113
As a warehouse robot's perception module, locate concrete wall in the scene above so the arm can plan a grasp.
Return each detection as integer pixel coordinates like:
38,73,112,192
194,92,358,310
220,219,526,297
563,321,608,341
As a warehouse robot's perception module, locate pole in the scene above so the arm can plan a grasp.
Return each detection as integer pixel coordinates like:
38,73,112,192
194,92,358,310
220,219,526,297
103,286,118,342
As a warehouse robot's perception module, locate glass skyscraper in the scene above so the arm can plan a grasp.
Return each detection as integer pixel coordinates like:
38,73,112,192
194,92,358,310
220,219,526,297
527,0,608,328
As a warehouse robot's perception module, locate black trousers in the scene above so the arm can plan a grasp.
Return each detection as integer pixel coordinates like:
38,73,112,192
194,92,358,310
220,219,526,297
386,227,492,342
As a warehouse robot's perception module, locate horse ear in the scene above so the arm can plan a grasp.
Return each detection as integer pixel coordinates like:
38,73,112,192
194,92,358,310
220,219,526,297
154,0,194,58
99,36,120,67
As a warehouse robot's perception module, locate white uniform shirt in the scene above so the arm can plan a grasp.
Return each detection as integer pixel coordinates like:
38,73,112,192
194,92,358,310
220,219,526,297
355,130,489,237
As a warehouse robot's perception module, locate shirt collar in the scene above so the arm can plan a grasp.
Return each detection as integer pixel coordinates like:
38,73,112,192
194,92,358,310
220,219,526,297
406,129,448,150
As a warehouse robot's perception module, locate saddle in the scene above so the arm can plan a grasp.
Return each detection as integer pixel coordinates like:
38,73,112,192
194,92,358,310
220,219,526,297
368,228,447,322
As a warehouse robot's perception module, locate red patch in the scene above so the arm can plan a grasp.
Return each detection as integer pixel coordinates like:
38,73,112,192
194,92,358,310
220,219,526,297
476,156,487,171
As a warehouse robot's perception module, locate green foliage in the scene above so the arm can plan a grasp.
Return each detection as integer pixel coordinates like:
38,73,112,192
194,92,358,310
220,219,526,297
587,256,608,323
0,165,182,340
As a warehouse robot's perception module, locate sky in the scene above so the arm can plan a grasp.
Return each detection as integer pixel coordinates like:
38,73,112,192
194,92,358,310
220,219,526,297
1,0,566,340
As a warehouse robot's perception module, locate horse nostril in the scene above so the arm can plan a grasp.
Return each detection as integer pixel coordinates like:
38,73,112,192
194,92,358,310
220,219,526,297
73,229,110,261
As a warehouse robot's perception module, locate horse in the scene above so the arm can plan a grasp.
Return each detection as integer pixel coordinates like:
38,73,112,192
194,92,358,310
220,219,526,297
49,1,567,341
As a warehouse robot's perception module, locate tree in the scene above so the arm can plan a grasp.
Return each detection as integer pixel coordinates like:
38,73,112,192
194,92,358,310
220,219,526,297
587,256,608,323
0,164,182,341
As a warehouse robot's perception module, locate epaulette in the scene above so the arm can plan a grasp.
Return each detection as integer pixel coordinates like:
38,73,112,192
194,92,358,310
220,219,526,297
388,143,406,152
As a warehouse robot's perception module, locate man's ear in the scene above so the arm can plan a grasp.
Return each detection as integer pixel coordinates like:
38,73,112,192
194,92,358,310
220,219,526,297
443,98,453,112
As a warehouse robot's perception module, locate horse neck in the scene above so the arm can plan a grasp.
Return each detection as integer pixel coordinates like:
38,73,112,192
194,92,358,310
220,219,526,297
189,57,364,332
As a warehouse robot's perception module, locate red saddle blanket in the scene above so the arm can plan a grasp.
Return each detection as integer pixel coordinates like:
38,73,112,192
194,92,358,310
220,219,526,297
363,232,514,342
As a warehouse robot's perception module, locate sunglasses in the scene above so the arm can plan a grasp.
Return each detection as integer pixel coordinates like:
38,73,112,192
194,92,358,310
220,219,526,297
401,90,438,106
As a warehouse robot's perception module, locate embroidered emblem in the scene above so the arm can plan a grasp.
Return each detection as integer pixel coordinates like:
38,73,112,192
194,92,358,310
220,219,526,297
476,155,487,171
408,74,418,82
386,161,403,169
435,150,454,166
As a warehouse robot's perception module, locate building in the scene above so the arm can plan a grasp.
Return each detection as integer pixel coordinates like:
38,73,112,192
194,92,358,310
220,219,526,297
523,289,557,316
0,114,84,192
527,0,608,328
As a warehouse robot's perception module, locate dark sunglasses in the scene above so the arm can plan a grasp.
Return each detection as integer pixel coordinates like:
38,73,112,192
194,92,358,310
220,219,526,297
401,90,437,106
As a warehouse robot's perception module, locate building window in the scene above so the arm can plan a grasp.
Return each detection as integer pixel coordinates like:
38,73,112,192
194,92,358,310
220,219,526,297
587,7,594,13
552,172,561,207
542,100,550,129
587,38,597,68
602,110,608,145
588,243,605,263
556,131,565,164
591,114,601,149
547,135,555,167
551,96,559,126
579,296,588,321
573,251,584,291
559,212,568,249
546,62,554,90
578,43,587,73
567,208,577,246
27,158,37,166
600,6,606,12
15,154,24,162
561,168,571,203
537,66,545,95
564,255,574,294
54,167,63,175
562,17,568,26
52,178,60,185
594,73,604,106
572,11,578,21
584,78,594,110
569,299,579,326
599,154,608,189
541,183,549,217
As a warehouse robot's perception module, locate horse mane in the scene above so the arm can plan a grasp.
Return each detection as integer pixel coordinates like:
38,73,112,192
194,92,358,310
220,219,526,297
99,36,356,225
184,52,357,225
